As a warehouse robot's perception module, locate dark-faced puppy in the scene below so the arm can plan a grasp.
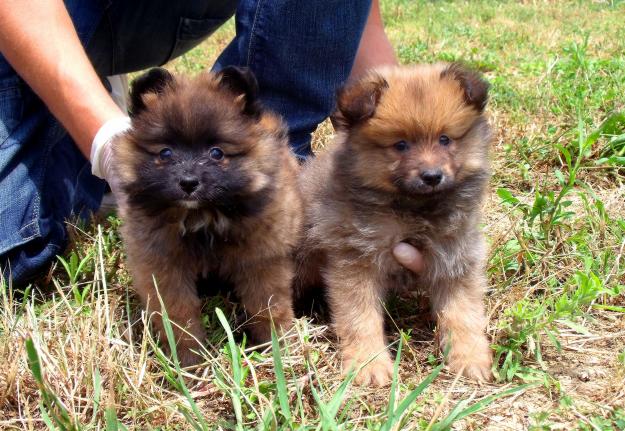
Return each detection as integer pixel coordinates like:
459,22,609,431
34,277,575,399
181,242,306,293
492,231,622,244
297,63,493,386
114,67,303,366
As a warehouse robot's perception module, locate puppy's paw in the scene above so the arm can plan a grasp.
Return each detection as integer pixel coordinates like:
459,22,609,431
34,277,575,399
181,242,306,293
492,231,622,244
168,342,204,368
459,360,493,382
272,317,294,336
446,338,493,382
248,316,293,345
343,353,394,387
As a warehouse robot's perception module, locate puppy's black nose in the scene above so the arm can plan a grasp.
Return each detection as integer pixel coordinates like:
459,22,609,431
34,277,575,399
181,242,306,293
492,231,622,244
179,176,199,194
420,169,443,187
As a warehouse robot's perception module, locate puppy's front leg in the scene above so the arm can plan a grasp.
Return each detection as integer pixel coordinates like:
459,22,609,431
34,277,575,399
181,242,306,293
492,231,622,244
132,263,206,367
430,272,492,381
231,257,295,344
326,262,393,387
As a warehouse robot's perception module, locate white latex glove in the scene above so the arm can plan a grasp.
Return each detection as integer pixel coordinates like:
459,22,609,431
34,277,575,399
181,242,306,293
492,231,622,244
107,74,129,111
90,116,131,191
91,74,131,184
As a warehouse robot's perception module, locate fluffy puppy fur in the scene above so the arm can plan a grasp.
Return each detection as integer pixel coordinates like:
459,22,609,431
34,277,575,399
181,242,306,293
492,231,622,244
297,63,493,386
114,67,302,366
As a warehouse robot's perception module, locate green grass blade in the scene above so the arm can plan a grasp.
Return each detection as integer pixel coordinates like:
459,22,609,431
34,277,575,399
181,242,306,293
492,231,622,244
382,336,404,431
558,318,591,335
157,294,181,368
431,384,534,431
592,304,625,313
25,338,76,430
25,338,44,384
215,307,244,431
306,355,354,431
260,407,276,431
39,405,56,430
271,325,292,424
449,384,534,423
177,409,205,431
57,256,72,282
91,368,102,425
75,251,93,278
430,398,472,431
326,368,357,419
386,362,443,427
308,384,333,431
155,281,210,431
105,406,120,431
314,368,357,431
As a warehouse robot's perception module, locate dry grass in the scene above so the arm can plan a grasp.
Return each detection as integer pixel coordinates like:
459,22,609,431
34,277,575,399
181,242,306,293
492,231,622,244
2,1,625,429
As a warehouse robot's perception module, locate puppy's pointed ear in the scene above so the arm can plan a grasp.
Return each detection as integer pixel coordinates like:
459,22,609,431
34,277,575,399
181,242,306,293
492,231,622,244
129,68,174,117
215,66,261,117
441,63,489,112
331,74,388,129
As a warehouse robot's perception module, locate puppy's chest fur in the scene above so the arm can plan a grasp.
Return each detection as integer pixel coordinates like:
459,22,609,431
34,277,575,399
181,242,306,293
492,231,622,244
361,201,480,284
122,204,279,278
179,209,232,244
311,186,484,291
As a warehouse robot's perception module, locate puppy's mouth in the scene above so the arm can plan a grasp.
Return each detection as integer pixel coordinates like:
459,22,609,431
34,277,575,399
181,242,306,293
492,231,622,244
179,199,201,209
405,186,439,196
398,178,453,196
176,186,229,209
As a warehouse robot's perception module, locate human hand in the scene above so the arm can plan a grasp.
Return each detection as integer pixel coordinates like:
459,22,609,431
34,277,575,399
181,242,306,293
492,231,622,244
90,116,131,194
392,242,424,273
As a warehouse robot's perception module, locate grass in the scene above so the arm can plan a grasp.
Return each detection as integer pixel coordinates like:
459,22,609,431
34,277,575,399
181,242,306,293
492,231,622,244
2,0,625,429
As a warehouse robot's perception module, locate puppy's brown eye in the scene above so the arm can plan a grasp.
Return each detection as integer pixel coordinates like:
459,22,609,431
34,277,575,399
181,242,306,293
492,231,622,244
394,140,409,152
159,148,173,160
439,135,451,146
209,147,224,160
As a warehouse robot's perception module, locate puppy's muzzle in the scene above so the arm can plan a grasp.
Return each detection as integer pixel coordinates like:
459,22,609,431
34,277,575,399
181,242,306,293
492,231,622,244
420,169,443,187
179,176,200,195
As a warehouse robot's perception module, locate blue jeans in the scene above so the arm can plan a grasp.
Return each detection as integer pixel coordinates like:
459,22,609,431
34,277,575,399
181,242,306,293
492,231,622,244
0,0,371,285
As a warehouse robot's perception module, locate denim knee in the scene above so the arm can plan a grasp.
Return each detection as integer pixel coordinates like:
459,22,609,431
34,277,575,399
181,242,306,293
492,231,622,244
0,91,106,284
214,0,372,158
87,0,237,76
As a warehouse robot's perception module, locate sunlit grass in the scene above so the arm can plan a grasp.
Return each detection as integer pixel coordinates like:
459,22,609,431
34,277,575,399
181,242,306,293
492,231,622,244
1,1,625,429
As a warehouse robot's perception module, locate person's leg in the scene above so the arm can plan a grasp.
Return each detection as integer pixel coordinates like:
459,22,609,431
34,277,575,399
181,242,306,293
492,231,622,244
213,0,372,159
86,0,237,76
0,1,108,284
0,0,236,285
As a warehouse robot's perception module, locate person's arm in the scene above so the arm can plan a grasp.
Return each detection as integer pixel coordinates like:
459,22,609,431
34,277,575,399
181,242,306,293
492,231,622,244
350,1,423,274
350,0,398,80
0,0,125,159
